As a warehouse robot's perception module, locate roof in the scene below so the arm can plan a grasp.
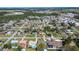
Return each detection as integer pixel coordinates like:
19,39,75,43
55,39,62,42
19,39,28,48
11,40,18,44
76,22,79,26
6,31,11,34
0,32,5,35
47,39,62,47
29,41,37,46
19,40,28,44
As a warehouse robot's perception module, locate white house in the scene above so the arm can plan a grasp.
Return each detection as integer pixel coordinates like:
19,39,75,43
75,22,79,27
11,40,18,44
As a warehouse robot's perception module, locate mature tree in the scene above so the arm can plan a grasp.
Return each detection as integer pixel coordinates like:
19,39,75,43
4,43,11,49
37,43,46,51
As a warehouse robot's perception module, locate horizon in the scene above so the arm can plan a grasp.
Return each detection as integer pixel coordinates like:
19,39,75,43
0,7,79,10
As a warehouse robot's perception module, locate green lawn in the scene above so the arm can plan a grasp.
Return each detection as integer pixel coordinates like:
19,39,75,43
26,34,35,37
25,37,36,41
26,48,36,51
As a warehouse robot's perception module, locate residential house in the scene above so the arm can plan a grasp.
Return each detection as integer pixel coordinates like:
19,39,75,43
0,32,5,36
47,38,62,48
75,22,79,28
28,41,37,48
19,39,28,48
11,39,18,49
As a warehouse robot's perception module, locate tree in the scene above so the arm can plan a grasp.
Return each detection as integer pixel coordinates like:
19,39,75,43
64,43,79,51
17,46,22,51
4,43,11,49
76,39,79,47
43,26,52,33
37,43,46,51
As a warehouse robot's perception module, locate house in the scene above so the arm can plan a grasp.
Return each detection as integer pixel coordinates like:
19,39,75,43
19,39,28,48
46,37,52,41
28,41,37,48
0,32,5,36
52,39,62,48
47,39,62,48
75,22,79,27
63,18,70,24
47,40,53,48
11,39,18,44
64,29,74,34
11,39,18,49
66,13,77,17
69,41,76,47
6,31,12,35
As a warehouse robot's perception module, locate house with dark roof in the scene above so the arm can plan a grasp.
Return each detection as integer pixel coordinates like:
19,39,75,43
47,38,62,48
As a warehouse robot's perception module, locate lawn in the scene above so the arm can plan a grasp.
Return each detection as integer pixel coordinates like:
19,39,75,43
5,34,12,37
25,37,36,41
26,34,35,37
26,48,36,51
0,43,2,46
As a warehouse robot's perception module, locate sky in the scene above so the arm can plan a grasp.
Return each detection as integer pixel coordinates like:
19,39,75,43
0,0,78,7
